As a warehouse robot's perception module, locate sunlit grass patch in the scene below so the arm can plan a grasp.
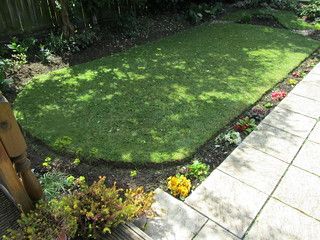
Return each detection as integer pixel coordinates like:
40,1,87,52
14,23,319,163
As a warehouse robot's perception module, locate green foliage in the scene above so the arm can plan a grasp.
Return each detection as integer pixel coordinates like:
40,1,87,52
14,23,319,163
46,29,98,54
234,116,257,134
185,160,209,181
264,102,274,109
42,156,53,169
37,45,54,63
187,3,223,24
72,158,81,165
299,0,320,21
223,130,242,145
3,199,78,240
223,8,320,30
40,170,71,200
4,176,154,240
234,0,297,10
130,170,138,177
53,136,73,151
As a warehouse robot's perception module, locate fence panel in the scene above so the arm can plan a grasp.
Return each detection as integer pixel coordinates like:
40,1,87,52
0,0,53,37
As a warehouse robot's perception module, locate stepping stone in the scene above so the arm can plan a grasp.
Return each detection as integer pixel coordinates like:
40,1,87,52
245,198,320,240
242,123,304,163
185,170,268,238
291,81,320,102
261,107,316,138
308,121,320,144
309,63,320,75
218,143,288,194
193,220,239,240
138,188,207,240
278,93,320,119
293,140,320,176
303,73,320,87
273,166,320,221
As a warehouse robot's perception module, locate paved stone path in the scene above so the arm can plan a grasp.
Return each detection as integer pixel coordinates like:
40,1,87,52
136,63,320,240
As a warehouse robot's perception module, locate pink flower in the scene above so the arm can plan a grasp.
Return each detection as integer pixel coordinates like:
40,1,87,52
271,90,287,101
292,71,301,78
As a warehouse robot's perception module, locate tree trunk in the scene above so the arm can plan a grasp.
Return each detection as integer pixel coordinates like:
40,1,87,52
60,0,75,37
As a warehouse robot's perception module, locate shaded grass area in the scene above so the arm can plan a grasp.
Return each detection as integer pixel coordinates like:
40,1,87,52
222,8,320,30
14,23,319,164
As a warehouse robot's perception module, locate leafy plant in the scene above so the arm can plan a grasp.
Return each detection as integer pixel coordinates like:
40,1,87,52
42,156,53,169
37,44,54,63
4,176,154,240
233,116,256,134
184,160,209,181
3,199,78,240
130,170,138,177
72,158,81,166
224,130,242,145
187,3,223,24
53,136,73,150
167,175,191,199
264,102,274,109
40,171,71,200
299,0,320,21
248,106,267,121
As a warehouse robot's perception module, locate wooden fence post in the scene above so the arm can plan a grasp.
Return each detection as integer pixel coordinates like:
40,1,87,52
0,95,43,210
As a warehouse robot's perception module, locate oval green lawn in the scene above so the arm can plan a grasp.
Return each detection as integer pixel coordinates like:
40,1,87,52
14,23,319,163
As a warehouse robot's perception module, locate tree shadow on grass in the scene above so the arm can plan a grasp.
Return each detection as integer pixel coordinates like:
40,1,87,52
13,23,319,164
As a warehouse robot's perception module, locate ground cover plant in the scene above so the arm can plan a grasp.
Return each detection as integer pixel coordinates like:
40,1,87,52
223,8,320,30
14,23,319,164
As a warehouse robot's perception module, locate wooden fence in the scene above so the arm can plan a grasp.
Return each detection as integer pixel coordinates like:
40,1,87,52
0,0,58,38
0,0,141,39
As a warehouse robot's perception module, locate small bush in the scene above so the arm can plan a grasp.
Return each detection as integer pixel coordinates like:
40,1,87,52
185,160,209,182
187,3,224,24
299,0,320,21
4,176,154,240
233,116,256,134
40,171,71,200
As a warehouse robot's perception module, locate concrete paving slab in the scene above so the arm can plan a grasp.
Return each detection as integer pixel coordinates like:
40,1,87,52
218,143,288,194
245,198,320,240
193,220,239,240
291,81,320,102
273,166,320,221
262,107,316,138
140,188,207,240
185,170,268,238
278,93,320,119
308,121,320,144
242,123,304,163
293,140,320,176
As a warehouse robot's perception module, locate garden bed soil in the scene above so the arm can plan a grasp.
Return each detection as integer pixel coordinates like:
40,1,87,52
4,11,319,192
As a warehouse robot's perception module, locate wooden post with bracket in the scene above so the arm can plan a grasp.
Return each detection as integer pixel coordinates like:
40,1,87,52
0,94,42,212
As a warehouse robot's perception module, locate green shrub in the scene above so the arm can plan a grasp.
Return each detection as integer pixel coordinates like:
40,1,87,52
3,176,154,240
3,199,78,240
299,0,320,21
234,0,297,10
40,171,71,200
185,160,210,181
187,3,224,24
46,29,98,54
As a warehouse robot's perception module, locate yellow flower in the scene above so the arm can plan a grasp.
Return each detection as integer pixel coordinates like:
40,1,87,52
167,175,191,199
